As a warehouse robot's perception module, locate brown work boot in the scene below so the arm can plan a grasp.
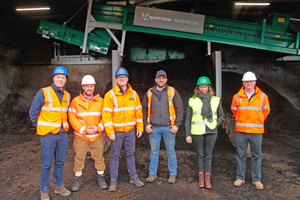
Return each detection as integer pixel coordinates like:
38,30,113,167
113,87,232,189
40,192,50,200
205,172,212,189
130,177,144,187
198,172,204,188
146,174,158,183
54,185,71,196
252,181,264,190
233,179,245,187
109,179,117,192
168,175,176,184
234,179,245,187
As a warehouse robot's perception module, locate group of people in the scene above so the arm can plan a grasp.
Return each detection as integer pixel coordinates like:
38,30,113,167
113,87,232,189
29,66,270,200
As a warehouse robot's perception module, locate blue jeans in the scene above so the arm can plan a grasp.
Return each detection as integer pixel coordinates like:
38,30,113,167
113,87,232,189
149,126,177,175
39,132,68,193
110,128,138,180
236,132,263,182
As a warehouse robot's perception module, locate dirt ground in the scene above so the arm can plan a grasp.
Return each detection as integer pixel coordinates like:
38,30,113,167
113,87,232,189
1,71,300,199
1,126,300,200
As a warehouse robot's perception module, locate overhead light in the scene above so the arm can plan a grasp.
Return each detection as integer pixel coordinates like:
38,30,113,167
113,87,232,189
235,2,270,6
16,7,50,11
106,1,127,5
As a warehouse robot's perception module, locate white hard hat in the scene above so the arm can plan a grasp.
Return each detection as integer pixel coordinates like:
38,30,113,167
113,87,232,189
242,71,257,81
81,75,96,85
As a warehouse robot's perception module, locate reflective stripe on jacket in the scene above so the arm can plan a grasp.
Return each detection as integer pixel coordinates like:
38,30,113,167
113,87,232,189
189,96,220,135
68,93,104,142
37,86,70,135
102,83,143,137
231,86,270,134
147,86,176,126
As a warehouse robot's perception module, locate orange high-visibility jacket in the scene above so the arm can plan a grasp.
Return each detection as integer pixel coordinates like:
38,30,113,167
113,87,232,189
231,86,270,134
37,86,70,136
68,93,104,142
147,86,176,126
102,83,143,137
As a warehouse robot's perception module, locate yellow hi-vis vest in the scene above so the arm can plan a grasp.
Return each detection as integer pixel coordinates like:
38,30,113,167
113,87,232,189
37,86,70,136
189,96,220,135
147,86,176,126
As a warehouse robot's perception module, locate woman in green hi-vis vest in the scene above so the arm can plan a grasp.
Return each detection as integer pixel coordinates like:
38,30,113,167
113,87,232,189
185,76,224,189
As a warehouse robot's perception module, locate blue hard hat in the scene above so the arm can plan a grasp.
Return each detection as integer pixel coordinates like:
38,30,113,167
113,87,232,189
52,66,69,78
115,67,129,77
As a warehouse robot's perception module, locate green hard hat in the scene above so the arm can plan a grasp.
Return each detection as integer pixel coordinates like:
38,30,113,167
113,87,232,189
197,76,211,86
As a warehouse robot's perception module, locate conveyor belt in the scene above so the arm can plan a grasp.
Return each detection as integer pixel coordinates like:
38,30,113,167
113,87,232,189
37,20,112,55
37,3,300,56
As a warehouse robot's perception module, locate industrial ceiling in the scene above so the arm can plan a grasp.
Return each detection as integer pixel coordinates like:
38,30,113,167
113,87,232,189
0,0,299,45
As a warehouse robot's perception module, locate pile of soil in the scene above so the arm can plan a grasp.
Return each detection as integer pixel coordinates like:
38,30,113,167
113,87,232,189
0,93,32,134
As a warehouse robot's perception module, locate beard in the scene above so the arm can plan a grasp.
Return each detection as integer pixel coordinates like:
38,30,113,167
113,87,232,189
157,83,166,89
84,90,94,96
156,83,167,90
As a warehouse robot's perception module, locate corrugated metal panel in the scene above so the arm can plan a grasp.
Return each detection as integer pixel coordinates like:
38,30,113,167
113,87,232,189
21,41,53,64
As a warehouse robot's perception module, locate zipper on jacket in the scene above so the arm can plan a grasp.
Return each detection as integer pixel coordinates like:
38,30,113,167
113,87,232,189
158,98,162,123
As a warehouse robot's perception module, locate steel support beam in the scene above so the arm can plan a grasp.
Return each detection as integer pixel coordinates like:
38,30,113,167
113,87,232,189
112,50,121,87
207,41,211,56
82,0,93,53
214,51,222,97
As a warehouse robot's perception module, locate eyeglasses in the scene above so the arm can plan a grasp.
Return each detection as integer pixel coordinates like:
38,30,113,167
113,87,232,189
117,76,128,79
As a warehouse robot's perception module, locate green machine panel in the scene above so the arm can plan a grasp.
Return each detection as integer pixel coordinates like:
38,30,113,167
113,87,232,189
37,20,112,55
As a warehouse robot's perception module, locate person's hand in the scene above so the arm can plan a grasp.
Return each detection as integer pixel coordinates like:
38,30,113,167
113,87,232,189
145,125,153,133
170,125,178,134
136,131,142,138
109,134,116,141
86,126,97,135
186,136,192,143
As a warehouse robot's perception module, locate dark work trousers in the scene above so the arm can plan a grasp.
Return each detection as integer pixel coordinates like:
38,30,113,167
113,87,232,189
39,132,68,193
192,134,217,173
109,128,138,180
236,132,262,182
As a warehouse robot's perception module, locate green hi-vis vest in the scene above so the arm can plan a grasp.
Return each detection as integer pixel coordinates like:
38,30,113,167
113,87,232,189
189,96,220,135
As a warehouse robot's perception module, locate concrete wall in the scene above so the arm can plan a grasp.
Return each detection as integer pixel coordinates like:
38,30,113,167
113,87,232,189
0,64,112,109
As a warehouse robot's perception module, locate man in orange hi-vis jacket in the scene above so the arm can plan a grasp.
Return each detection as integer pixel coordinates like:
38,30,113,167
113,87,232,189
231,71,270,190
102,67,144,192
68,75,108,192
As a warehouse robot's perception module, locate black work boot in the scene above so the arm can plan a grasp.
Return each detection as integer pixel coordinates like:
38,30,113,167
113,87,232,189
98,174,108,190
72,176,82,192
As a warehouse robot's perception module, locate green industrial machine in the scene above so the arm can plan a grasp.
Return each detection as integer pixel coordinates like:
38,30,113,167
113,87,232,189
37,3,300,56
37,19,112,54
